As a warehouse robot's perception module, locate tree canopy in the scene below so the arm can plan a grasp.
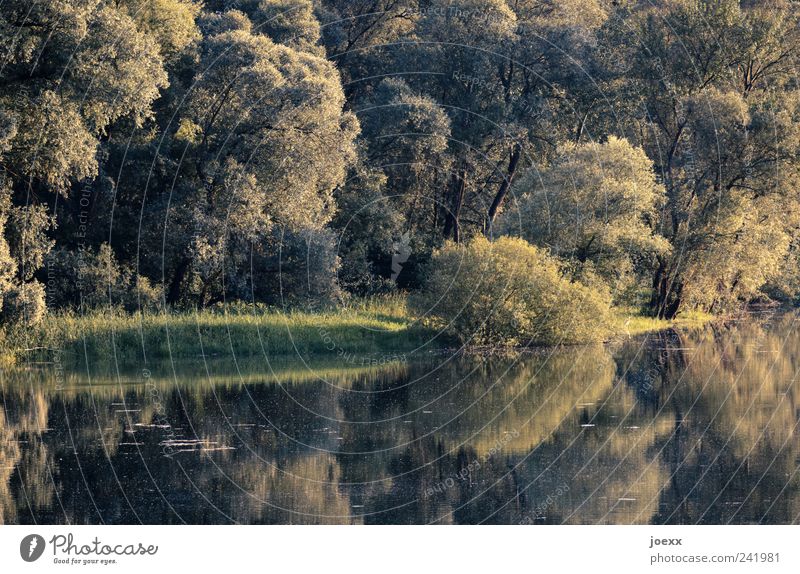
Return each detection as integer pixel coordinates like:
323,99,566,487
2,0,800,325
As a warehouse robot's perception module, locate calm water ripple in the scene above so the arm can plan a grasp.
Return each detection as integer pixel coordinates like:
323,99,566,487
1,317,799,524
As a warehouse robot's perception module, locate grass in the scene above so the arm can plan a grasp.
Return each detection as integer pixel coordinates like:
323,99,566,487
610,307,714,339
0,296,715,367
0,296,436,367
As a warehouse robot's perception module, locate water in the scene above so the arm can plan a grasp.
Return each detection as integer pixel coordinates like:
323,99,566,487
2,316,799,524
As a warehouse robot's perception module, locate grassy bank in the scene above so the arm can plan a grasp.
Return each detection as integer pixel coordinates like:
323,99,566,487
0,297,434,366
610,307,714,339
0,297,714,367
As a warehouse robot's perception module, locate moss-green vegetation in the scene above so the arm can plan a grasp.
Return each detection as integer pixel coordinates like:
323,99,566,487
0,295,716,368
0,1,796,350
412,236,613,346
610,308,714,339
0,297,434,366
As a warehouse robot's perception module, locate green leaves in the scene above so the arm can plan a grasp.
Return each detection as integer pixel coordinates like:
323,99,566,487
503,136,669,298
413,236,612,346
187,24,358,231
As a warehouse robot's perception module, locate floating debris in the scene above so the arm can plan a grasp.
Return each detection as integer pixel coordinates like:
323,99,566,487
159,440,205,448
158,438,235,453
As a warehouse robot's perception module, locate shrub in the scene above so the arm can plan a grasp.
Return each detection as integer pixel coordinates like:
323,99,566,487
45,244,162,312
412,236,611,346
498,137,670,302
1,280,46,326
244,226,343,307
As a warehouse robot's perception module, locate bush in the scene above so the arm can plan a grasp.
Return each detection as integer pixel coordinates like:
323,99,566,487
45,244,162,312
412,236,611,346
0,280,46,326
243,226,343,307
498,136,670,303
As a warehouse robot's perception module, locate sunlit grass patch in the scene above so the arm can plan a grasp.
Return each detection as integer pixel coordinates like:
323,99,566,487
1,296,434,365
0,295,719,367
611,307,714,339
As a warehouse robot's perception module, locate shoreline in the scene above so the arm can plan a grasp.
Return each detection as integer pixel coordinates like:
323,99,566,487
0,301,720,368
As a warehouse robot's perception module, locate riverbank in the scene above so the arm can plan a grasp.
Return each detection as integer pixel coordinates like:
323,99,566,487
0,298,714,367
609,307,714,339
0,298,428,367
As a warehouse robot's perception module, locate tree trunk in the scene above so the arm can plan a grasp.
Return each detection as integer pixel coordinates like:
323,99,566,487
167,257,191,305
486,143,522,235
649,261,665,316
650,261,683,319
443,165,467,242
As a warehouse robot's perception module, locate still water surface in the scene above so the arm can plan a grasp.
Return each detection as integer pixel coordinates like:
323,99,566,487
2,316,799,524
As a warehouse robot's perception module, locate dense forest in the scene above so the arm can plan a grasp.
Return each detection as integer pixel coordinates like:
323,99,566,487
2,0,800,345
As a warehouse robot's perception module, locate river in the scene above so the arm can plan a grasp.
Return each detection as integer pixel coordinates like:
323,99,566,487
1,314,799,524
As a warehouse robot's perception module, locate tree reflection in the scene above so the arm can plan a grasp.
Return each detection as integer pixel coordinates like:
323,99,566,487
1,318,799,524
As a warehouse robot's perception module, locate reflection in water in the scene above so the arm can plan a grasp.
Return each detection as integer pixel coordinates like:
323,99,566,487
1,316,799,524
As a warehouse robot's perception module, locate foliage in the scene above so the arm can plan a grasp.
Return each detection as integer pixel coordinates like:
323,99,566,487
45,244,161,312
0,280,46,326
253,0,323,54
611,0,800,316
2,0,800,342
0,0,167,193
245,226,344,307
412,236,612,346
501,136,670,299
330,163,404,294
0,181,53,325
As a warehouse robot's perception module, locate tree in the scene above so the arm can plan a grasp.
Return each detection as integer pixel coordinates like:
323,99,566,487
318,0,418,91
120,0,201,60
0,184,17,319
354,78,452,250
253,0,324,55
612,0,800,316
3,0,800,321
501,136,670,299
326,0,618,290
127,11,359,305
0,0,170,321
330,162,405,294
0,0,168,193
